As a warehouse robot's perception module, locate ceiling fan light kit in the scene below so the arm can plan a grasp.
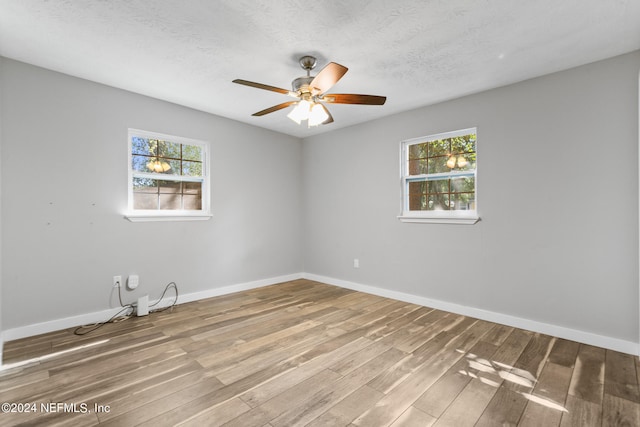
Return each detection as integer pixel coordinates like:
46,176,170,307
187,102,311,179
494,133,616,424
233,55,386,127
287,99,330,127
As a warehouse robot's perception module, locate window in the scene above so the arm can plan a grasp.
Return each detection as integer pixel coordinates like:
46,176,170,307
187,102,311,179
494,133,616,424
399,128,478,224
126,129,211,222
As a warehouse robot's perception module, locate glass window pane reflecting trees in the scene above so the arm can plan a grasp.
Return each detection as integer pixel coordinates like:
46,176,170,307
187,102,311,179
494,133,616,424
128,130,208,213
401,129,477,217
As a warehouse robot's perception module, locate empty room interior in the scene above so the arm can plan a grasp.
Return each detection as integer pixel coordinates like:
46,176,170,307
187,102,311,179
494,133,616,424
1,1,640,426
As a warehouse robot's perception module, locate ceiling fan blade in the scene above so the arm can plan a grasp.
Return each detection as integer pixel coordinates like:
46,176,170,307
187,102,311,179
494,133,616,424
322,94,386,105
252,101,297,116
322,105,334,124
233,79,291,95
309,62,348,95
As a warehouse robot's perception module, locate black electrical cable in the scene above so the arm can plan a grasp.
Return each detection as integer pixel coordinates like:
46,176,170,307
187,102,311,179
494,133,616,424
73,305,133,336
73,281,179,336
149,281,179,313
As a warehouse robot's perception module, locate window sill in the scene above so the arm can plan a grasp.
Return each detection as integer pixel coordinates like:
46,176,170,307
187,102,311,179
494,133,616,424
397,214,480,225
124,212,213,222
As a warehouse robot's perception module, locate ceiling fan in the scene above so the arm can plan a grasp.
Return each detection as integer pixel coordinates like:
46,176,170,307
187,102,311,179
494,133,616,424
233,55,386,127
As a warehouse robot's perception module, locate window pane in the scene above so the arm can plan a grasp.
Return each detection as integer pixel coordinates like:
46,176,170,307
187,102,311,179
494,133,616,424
408,181,428,210
408,179,475,211
183,181,202,194
132,177,158,193
158,180,181,194
133,193,158,210
428,156,450,174
451,193,476,211
408,143,427,160
429,193,450,210
134,156,180,174
182,160,203,177
165,159,182,175
451,135,476,154
159,194,181,210
132,154,153,173
456,154,475,171
409,181,427,195
409,193,428,210
183,194,202,210
131,137,156,156
445,153,476,171
131,138,205,177
158,140,181,159
428,139,450,156
427,179,449,194
408,159,428,175
451,176,475,193
183,144,202,161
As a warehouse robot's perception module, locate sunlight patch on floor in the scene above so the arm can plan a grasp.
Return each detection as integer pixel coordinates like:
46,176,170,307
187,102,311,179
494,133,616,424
0,339,110,372
456,349,568,413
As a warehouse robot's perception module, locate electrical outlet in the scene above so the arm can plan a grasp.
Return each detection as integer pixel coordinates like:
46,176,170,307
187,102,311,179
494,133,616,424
113,275,122,288
353,259,360,268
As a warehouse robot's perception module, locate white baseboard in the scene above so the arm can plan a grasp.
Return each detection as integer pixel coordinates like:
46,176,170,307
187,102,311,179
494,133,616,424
1,273,304,344
303,273,639,356
2,271,637,359
176,273,304,305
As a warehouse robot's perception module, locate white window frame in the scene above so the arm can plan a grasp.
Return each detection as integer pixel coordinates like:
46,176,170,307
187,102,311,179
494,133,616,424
398,128,479,225
125,129,212,222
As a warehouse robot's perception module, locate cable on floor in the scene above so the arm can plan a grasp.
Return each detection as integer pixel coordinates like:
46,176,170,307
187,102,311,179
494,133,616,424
73,281,179,336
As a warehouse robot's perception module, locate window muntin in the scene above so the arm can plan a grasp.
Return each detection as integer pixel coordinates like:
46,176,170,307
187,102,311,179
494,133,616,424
127,129,210,219
400,128,478,223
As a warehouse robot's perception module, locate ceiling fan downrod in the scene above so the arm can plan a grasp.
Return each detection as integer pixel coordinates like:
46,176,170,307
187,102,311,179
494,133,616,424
292,55,317,93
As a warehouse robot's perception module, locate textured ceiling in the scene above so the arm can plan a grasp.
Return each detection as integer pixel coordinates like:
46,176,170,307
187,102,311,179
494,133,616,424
1,0,639,138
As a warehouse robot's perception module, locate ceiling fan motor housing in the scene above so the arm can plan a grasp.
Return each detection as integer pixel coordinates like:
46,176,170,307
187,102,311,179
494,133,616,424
292,55,318,95
291,76,314,94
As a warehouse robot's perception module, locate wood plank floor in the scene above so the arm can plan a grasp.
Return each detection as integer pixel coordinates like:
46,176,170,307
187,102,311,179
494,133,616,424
1,279,639,426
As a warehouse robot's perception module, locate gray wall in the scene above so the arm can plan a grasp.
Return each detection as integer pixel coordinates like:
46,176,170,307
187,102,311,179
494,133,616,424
1,51,639,351
0,58,303,330
303,51,640,343
0,57,4,358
